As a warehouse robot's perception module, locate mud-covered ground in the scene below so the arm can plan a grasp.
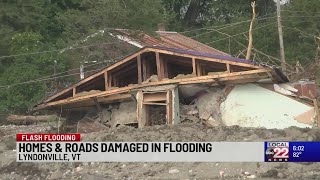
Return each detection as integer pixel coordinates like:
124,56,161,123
1,122,320,179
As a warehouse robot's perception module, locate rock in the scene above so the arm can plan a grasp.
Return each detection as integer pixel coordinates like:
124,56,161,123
219,170,225,177
189,170,193,173
277,172,286,178
50,171,62,180
76,166,83,172
261,169,278,178
169,169,180,174
247,174,256,179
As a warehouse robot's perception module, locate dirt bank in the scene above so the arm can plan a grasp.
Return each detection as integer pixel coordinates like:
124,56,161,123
1,123,320,179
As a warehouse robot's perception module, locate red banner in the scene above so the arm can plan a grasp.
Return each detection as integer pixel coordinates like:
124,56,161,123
16,134,80,141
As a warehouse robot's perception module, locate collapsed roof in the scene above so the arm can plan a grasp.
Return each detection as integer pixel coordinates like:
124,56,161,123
33,46,287,111
109,29,229,55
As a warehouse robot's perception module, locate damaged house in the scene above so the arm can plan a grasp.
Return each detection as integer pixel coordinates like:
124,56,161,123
33,30,319,130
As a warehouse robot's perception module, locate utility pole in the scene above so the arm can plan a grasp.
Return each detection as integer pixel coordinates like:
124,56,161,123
80,63,84,80
54,60,57,90
276,0,286,72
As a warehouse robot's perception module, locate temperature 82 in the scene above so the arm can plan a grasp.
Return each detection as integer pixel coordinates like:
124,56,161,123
292,152,302,158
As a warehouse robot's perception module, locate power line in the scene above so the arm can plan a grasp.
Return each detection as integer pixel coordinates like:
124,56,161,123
187,15,277,38
0,54,130,89
283,26,319,39
285,15,320,18
0,41,126,59
0,15,277,60
281,10,320,14
0,68,101,89
189,23,283,67
201,22,277,45
32,54,130,82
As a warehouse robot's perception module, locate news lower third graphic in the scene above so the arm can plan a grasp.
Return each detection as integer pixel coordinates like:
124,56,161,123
264,141,320,162
16,134,320,162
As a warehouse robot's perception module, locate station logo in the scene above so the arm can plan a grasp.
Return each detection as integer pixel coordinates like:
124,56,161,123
265,142,289,162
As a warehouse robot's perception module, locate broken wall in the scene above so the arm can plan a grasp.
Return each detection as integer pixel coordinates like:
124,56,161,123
220,83,313,129
108,101,137,127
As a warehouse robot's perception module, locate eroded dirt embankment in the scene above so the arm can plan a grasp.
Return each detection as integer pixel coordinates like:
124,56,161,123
1,123,320,179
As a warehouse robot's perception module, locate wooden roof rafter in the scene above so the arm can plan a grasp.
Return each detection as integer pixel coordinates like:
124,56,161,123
39,46,270,108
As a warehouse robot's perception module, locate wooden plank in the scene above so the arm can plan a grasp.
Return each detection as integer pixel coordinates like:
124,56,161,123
108,74,112,87
155,52,162,80
104,71,108,89
137,55,142,84
136,91,143,128
192,57,196,75
196,61,202,76
166,90,172,124
144,105,149,127
146,47,260,69
163,58,168,78
142,57,148,81
113,77,118,87
143,102,167,105
73,88,76,97
143,92,167,102
226,63,230,73
98,94,131,103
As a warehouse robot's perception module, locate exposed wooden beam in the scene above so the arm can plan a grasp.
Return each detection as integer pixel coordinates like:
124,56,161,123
143,102,166,106
104,71,108,90
226,63,230,73
163,58,168,78
137,55,142,84
155,52,162,80
142,57,148,81
108,74,112,87
146,48,260,69
143,92,167,102
196,61,202,76
192,57,196,75
166,90,172,124
98,94,131,103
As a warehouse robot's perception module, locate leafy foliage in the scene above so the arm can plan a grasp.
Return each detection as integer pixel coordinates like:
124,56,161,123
0,0,319,114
